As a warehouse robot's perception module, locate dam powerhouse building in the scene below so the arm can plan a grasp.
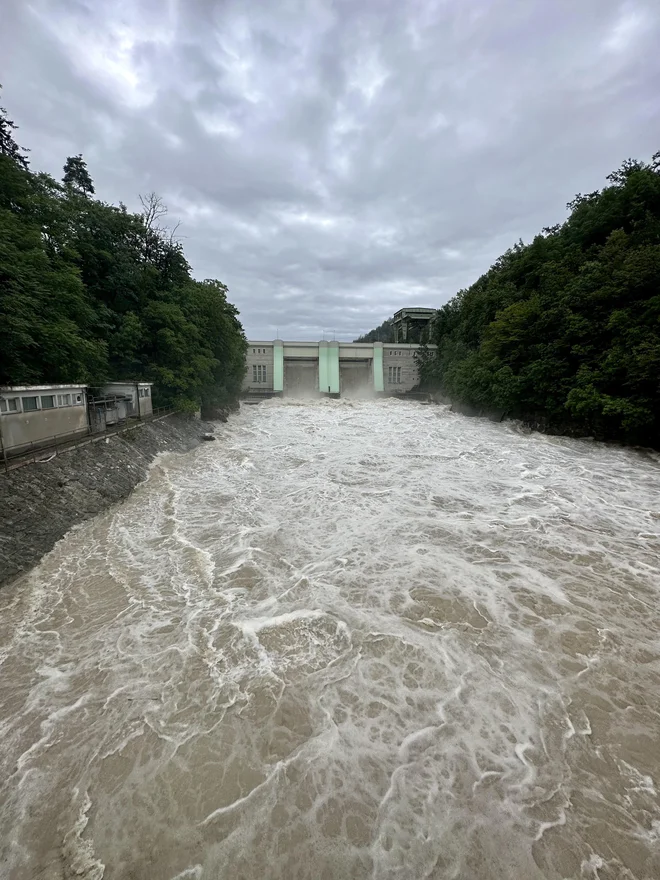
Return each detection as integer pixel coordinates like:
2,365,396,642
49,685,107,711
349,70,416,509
242,340,435,397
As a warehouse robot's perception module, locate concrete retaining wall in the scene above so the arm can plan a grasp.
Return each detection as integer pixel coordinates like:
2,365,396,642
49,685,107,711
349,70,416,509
0,414,212,589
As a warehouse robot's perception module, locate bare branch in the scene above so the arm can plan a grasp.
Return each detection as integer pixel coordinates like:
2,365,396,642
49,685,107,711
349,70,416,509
139,192,168,233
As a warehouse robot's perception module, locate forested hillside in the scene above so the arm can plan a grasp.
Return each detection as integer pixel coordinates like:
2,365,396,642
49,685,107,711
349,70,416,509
0,88,246,412
354,317,394,343
420,155,660,446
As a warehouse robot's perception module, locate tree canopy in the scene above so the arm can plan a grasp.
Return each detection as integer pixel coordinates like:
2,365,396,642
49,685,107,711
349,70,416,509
420,153,660,447
63,154,94,196
0,85,29,170
354,317,394,342
0,92,246,411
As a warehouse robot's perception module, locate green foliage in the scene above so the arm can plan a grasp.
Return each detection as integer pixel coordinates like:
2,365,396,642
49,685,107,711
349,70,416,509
425,155,660,446
355,317,394,342
0,85,29,170
0,92,247,410
63,154,94,196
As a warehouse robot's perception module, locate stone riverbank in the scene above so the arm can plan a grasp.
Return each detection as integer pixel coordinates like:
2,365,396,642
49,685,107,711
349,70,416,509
0,414,213,589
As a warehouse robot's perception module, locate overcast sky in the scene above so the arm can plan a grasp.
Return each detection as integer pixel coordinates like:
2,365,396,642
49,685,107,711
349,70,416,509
2,1,659,340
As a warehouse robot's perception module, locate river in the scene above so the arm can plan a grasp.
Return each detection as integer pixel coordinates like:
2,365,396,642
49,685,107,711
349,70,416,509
1,399,659,880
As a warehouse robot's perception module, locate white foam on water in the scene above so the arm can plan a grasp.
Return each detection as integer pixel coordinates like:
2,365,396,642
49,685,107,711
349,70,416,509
61,790,105,880
1,398,659,879
236,608,326,636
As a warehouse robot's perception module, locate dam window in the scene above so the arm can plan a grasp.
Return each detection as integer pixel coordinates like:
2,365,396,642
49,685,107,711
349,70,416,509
387,366,402,384
253,365,268,383
22,396,39,412
57,394,71,406
41,395,55,409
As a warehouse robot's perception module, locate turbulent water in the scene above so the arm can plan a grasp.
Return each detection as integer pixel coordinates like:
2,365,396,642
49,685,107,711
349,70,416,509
1,400,660,880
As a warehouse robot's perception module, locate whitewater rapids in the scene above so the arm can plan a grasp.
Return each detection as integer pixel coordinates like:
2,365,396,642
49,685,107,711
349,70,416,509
1,399,659,879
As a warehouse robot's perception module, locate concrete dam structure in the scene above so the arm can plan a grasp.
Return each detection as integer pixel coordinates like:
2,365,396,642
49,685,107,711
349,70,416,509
243,340,432,397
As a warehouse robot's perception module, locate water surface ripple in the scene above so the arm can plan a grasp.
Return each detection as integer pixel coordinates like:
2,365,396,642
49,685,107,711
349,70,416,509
1,400,660,879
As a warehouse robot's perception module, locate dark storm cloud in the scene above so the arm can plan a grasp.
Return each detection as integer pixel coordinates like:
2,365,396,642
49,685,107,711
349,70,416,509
2,0,659,339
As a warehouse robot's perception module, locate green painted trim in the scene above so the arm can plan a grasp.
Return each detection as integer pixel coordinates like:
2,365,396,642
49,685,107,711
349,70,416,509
273,340,284,392
318,342,329,393
373,343,384,392
328,342,340,394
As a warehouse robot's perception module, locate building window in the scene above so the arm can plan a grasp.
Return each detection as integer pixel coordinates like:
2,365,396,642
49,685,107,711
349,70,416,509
41,395,55,409
57,394,71,406
0,397,20,413
22,396,39,412
387,366,402,384
253,364,267,383
252,348,256,354
144,387,150,397
74,394,83,405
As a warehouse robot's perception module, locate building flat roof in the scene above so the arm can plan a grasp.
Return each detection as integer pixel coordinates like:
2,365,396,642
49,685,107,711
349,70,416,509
1,384,86,393
247,340,435,346
392,308,436,318
102,381,153,386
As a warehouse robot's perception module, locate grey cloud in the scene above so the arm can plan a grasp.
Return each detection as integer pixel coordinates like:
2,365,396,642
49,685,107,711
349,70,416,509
2,0,659,340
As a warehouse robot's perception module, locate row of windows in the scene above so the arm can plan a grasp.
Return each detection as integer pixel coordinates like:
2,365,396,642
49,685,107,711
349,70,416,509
388,366,402,384
0,393,84,414
138,387,151,398
387,350,411,357
252,348,270,355
252,365,268,383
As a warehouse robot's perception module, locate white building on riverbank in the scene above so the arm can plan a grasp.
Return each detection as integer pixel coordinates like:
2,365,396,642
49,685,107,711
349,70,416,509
0,384,88,453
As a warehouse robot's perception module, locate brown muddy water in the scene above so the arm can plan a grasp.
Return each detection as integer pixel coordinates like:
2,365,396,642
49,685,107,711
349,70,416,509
1,399,659,880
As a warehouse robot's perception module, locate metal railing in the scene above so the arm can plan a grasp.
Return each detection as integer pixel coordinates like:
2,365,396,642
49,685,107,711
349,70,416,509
1,406,177,473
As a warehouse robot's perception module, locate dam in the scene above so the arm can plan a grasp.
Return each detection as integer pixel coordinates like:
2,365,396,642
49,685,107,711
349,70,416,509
242,341,432,397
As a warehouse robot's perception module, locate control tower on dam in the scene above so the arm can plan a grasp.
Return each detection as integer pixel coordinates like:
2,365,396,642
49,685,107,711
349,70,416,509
243,341,435,398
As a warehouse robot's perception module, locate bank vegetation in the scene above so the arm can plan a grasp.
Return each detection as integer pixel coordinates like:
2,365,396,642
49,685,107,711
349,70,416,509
0,87,247,414
417,155,660,447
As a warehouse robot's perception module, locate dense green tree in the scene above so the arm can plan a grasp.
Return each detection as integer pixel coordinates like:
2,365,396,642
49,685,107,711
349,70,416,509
354,317,394,342
0,86,29,170
420,154,660,446
63,154,94,196
0,91,247,411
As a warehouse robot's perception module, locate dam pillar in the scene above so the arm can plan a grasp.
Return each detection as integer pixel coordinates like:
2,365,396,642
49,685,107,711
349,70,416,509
273,339,284,393
328,341,340,395
319,340,340,395
318,341,329,394
372,342,384,393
